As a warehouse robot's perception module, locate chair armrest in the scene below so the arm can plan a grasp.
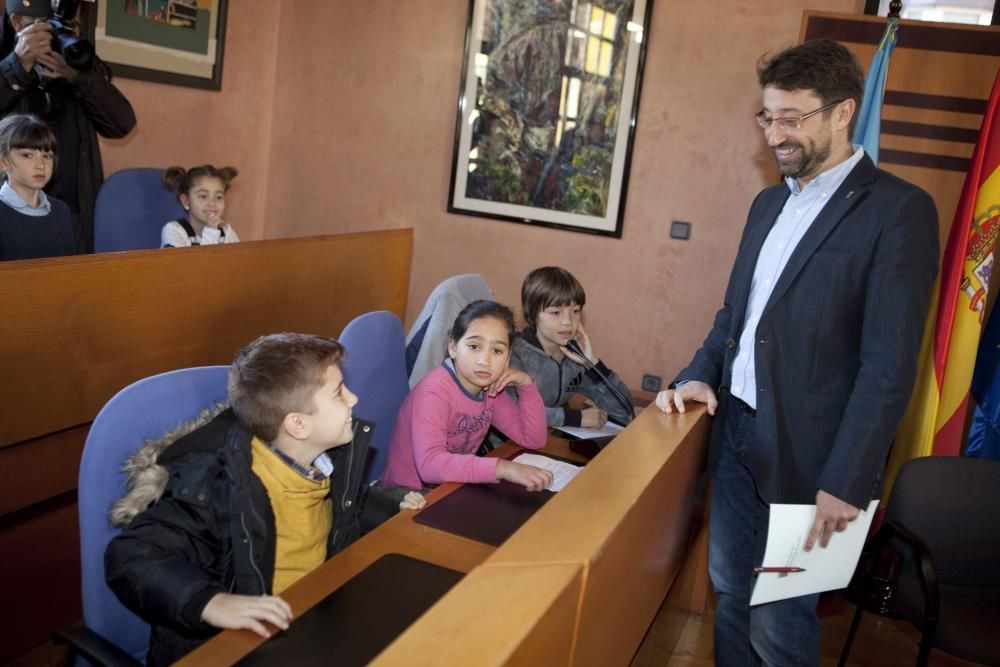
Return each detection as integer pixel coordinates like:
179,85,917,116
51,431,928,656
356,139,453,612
53,623,142,667
879,519,941,626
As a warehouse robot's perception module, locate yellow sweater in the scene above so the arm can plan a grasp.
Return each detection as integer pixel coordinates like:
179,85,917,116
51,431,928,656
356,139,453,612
250,437,332,594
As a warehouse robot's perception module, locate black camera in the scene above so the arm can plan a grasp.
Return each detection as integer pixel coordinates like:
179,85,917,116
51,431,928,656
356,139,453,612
48,0,93,71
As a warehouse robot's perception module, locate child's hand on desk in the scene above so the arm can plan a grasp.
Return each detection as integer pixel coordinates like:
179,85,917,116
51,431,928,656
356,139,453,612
201,592,292,638
496,460,554,491
399,491,427,510
580,405,608,428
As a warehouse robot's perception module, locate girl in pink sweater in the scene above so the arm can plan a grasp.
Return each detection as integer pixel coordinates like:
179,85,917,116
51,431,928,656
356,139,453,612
381,300,553,491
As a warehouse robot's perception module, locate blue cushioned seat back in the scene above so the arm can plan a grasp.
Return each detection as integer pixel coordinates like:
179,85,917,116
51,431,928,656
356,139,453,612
78,366,229,662
93,168,186,252
339,311,410,482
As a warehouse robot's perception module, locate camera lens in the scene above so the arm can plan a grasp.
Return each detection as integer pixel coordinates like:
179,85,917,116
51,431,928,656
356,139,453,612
54,31,94,71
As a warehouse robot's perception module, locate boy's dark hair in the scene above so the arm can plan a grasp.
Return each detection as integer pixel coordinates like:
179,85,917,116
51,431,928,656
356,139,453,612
163,164,239,198
756,39,864,136
228,333,345,442
449,300,515,344
521,266,586,328
0,114,58,182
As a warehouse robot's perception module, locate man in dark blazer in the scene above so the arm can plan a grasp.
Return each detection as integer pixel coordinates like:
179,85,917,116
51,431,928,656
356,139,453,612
656,40,939,665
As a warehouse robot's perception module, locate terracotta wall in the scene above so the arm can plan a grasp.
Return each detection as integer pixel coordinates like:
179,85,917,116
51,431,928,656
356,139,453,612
262,0,863,388
98,0,282,241
99,0,865,387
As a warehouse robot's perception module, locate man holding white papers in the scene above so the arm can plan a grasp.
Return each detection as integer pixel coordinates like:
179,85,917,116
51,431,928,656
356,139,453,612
655,40,938,666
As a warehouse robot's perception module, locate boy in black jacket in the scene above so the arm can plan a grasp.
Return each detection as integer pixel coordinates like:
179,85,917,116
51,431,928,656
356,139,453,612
105,333,424,666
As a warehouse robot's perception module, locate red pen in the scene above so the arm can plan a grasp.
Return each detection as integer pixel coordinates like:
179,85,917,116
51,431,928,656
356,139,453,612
754,566,806,573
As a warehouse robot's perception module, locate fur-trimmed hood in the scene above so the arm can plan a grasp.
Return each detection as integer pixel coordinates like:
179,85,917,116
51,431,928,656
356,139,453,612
109,403,228,527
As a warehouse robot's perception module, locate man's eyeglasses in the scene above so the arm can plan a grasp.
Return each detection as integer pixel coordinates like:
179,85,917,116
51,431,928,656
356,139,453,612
754,100,844,132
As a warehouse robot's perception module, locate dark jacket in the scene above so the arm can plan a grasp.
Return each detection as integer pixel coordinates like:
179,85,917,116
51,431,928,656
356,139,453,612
104,409,376,666
675,155,939,507
0,23,136,251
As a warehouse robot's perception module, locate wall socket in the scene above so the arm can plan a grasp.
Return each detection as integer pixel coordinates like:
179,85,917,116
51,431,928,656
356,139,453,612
641,374,662,392
670,220,691,240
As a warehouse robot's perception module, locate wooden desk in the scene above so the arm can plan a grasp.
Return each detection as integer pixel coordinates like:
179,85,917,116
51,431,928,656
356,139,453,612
178,437,586,666
375,406,708,666
181,408,709,666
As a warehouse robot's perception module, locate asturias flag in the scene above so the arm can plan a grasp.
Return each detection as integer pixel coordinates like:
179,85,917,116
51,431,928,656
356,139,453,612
853,18,898,164
886,66,1000,495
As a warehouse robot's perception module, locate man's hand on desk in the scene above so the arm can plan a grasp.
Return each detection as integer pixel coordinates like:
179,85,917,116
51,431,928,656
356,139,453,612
655,381,718,416
201,592,292,638
805,490,861,551
399,491,427,510
496,459,555,491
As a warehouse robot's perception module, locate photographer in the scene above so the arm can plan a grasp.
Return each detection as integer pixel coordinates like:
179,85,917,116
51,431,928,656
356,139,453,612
0,0,135,252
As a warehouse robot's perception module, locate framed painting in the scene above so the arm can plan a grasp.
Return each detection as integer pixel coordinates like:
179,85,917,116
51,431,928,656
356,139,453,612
448,0,654,237
82,0,228,90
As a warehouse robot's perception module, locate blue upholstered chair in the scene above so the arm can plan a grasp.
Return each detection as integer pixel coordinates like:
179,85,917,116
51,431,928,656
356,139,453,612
339,311,410,483
93,168,186,253
57,366,229,665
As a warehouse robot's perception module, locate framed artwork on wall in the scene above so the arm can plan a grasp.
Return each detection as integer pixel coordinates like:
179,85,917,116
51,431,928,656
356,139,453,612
82,0,228,90
448,0,654,238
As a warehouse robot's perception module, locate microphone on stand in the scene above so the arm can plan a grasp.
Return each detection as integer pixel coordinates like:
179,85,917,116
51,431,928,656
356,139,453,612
565,339,635,422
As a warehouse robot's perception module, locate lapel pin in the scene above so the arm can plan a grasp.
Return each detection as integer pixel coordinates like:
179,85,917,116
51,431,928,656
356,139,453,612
845,190,855,199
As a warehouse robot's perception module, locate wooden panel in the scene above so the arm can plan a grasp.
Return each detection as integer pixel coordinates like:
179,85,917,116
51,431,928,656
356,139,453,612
0,426,87,516
371,563,583,667
0,229,412,449
879,134,974,159
484,407,709,666
881,104,986,129
0,230,412,663
630,520,709,667
801,11,1000,248
802,13,1000,56
0,494,81,663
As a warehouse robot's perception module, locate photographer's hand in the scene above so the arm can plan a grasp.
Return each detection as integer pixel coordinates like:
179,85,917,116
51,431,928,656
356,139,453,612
36,52,80,81
14,21,53,72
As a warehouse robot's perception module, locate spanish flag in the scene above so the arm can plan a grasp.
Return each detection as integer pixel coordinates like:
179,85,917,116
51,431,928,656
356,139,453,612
885,67,1000,496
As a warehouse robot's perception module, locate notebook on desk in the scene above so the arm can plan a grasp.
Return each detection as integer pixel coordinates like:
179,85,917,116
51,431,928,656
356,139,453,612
236,553,463,666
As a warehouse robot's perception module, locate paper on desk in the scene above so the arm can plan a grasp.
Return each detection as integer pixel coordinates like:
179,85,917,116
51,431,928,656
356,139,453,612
750,499,878,606
553,421,625,440
515,453,583,492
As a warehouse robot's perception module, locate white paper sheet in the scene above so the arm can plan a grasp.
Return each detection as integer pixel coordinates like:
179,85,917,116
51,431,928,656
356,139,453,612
553,421,625,440
515,453,583,492
749,499,879,606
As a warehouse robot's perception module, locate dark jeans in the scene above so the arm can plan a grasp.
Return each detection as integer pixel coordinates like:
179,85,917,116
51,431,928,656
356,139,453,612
709,398,820,666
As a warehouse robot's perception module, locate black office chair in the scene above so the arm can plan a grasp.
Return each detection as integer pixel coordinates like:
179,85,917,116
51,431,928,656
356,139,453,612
838,456,1000,667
